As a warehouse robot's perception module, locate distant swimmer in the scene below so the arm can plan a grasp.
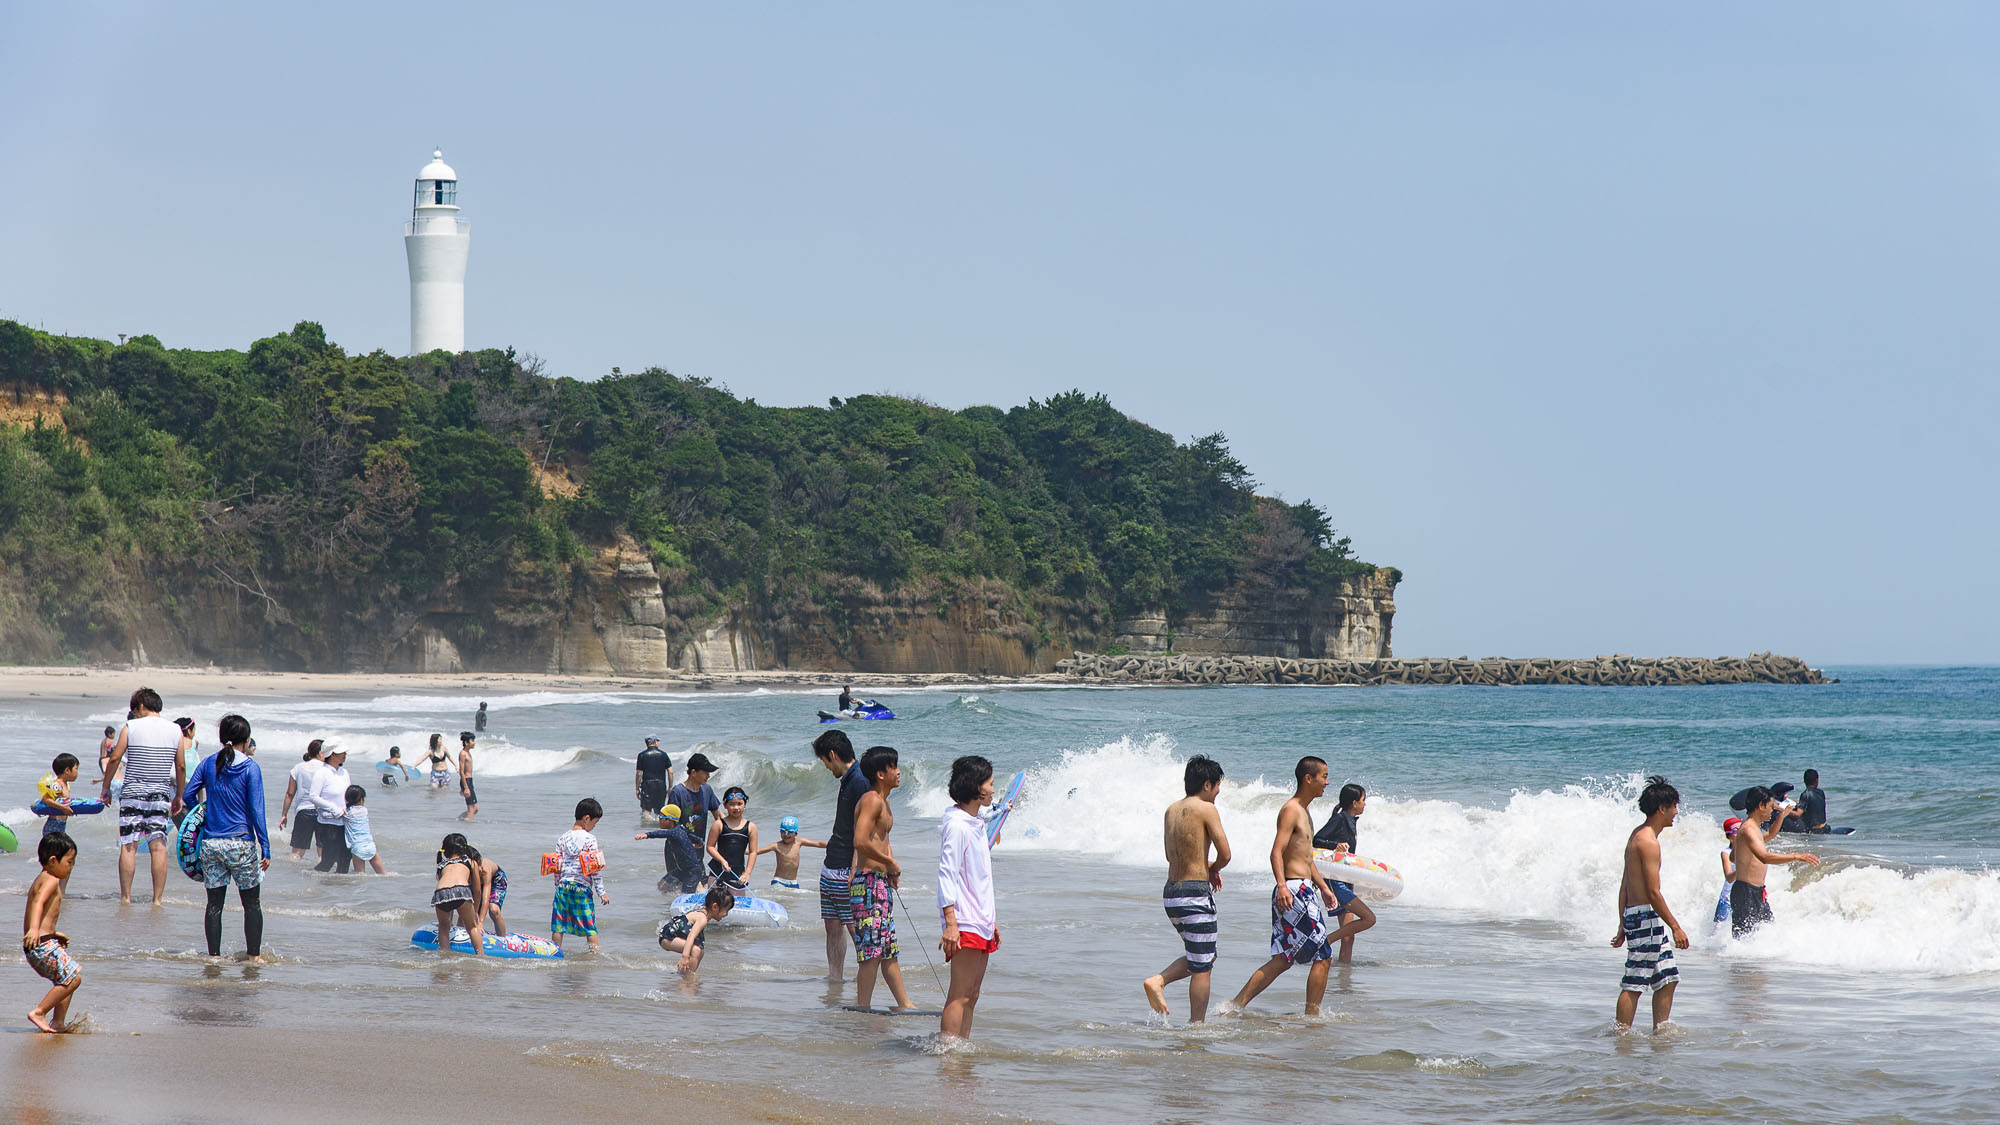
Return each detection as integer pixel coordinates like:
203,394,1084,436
475,701,488,732
457,731,478,821
1142,754,1231,1023
1728,786,1821,938
1612,776,1688,1033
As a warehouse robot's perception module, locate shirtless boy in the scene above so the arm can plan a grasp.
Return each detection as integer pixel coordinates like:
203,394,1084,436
457,731,479,821
755,816,827,889
1227,756,1365,1016
22,831,81,1033
851,746,915,1011
1142,755,1231,1023
1610,775,1690,1032
1728,785,1821,937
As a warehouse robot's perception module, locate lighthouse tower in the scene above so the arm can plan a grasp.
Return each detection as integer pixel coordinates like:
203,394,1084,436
404,149,470,354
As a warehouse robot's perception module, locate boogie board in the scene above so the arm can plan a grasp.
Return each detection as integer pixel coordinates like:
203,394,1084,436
0,822,17,853
986,771,1026,846
175,801,207,880
32,799,105,816
671,892,789,927
1313,849,1405,902
410,924,565,959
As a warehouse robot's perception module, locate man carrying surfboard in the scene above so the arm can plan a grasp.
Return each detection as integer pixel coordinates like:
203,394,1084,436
1142,754,1231,1024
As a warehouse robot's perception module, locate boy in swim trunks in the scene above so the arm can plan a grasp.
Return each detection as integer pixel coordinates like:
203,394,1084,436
551,799,609,953
1142,754,1231,1023
657,886,735,974
1727,786,1821,938
22,831,81,1033
1611,775,1690,1032
755,816,827,889
851,745,915,1011
1227,756,1364,1017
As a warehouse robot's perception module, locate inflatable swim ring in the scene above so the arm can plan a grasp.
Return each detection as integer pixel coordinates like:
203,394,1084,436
410,925,564,959
1312,849,1404,902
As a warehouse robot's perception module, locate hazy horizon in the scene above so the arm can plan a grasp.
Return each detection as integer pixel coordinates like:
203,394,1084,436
5,3,1994,663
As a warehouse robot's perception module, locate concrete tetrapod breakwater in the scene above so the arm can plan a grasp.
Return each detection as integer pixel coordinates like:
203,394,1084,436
1054,652,1832,687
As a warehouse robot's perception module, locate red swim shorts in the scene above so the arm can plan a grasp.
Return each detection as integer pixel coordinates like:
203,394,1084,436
946,929,999,961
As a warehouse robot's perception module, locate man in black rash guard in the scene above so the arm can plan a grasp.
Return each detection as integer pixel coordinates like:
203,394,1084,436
838,685,854,713
812,728,868,983
1792,769,1830,834
635,736,674,815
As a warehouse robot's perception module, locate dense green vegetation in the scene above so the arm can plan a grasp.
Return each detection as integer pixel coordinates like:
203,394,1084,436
0,319,1379,661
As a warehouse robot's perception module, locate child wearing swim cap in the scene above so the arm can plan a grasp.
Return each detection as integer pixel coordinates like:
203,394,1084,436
706,786,758,890
755,814,827,890
635,803,705,896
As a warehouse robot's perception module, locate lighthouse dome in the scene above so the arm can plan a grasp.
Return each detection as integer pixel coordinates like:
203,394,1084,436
418,149,457,182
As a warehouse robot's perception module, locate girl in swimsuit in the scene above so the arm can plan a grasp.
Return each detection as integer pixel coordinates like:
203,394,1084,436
425,733,451,789
706,786,759,889
430,833,488,955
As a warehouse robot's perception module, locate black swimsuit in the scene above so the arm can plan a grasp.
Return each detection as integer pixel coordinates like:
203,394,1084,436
716,821,751,875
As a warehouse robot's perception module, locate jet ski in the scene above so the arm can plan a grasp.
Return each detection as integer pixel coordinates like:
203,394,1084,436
817,700,895,723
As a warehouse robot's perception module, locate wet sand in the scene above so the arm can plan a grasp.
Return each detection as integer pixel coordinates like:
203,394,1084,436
0,1023,942,1123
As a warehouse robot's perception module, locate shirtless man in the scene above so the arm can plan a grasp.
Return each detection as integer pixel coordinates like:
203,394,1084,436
1226,756,1364,1016
1142,755,1232,1022
457,731,478,821
1728,785,1820,937
1610,775,1690,1032
850,746,914,1011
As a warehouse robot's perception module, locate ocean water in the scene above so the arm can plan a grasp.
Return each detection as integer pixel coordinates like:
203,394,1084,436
4,667,1998,1123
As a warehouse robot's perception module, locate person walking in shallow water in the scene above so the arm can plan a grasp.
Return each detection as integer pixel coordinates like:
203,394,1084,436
99,687,186,905
1611,775,1687,1033
458,731,479,821
182,714,270,962
1143,755,1231,1023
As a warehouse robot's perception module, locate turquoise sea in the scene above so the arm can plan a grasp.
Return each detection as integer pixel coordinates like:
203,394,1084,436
4,666,1997,1122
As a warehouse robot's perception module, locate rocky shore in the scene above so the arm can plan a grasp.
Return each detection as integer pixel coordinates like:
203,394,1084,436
1054,651,1831,686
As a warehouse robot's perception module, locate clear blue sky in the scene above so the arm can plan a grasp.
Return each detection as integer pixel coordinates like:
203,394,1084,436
5,4,1995,663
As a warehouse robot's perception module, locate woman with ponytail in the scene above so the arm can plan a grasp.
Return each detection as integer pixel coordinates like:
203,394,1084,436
182,713,271,961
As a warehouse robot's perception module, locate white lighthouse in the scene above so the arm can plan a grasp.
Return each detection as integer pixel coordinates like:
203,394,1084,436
404,148,470,354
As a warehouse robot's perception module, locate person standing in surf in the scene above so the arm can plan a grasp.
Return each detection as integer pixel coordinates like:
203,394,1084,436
182,714,270,961
851,746,914,1011
938,755,999,1040
1611,775,1689,1033
1311,783,1378,963
281,741,325,860
1142,754,1231,1024
98,687,186,905
310,747,355,873
635,735,674,815
96,725,120,804
475,701,488,733
1728,786,1821,937
812,729,869,982
1226,756,1365,1017
457,731,479,821
424,733,452,789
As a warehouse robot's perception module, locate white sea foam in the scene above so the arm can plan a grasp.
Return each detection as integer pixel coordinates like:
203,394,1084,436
916,741,2000,978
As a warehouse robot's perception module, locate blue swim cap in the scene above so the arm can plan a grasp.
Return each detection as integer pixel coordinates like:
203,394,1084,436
780,816,799,834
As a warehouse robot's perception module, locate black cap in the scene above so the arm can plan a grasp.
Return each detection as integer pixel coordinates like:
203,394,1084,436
686,753,717,774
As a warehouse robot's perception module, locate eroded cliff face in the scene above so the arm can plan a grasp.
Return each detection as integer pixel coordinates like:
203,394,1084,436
1112,570,1397,660
8,534,1394,676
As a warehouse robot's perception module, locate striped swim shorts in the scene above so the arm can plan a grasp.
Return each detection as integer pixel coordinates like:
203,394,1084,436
1619,904,1679,994
1164,880,1217,974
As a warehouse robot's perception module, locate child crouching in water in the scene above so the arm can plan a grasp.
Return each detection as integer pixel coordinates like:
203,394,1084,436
22,832,81,1033
344,786,389,875
657,886,735,974
938,755,999,1041
431,833,488,956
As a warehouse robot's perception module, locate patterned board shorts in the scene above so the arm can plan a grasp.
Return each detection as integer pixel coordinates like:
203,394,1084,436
489,867,508,907
1164,880,1218,974
849,869,899,962
551,879,597,937
118,781,174,846
199,837,264,889
1620,904,1679,993
24,937,80,987
1271,879,1334,965
819,865,854,924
